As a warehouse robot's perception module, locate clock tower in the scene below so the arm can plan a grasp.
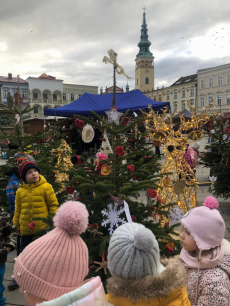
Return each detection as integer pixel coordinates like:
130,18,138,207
135,11,154,92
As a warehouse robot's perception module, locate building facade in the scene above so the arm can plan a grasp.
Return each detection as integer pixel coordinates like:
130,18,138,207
27,73,64,118
0,73,29,106
197,64,230,114
63,83,98,103
135,12,154,92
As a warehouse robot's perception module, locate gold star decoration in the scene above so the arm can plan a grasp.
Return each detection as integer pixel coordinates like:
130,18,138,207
88,225,103,237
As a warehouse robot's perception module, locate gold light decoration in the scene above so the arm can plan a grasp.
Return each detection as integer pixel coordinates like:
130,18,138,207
51,139,73,190
142,101,216,222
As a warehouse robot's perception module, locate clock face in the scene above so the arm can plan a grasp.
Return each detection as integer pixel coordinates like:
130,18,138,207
145,69,150,74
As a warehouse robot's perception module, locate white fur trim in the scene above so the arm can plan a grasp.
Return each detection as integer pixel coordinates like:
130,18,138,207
157,263,166,274
222,239,230,255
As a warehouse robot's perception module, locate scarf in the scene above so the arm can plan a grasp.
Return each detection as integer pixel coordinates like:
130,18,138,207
179,244,224,269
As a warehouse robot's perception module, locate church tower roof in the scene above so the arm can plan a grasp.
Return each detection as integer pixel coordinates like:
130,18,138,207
136,11,153,59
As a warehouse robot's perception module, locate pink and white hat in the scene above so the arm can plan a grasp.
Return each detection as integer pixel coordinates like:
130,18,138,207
181,196,225,250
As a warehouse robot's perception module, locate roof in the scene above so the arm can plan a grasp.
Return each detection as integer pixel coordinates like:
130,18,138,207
170,74,197,87
27,73,63,81
0,76,28,84
44,89,170,116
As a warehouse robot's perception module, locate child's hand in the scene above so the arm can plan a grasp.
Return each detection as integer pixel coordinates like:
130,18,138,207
6,247,11,254
17,227,21,235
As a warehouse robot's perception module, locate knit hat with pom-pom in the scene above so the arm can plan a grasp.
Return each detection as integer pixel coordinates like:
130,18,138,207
108,223,165,279
13,201,89,301
181,196,226,250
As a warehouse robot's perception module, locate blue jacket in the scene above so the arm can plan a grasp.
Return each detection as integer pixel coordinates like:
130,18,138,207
6,173,20,216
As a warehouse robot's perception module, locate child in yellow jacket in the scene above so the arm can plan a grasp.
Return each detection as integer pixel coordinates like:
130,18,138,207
13,160,59,254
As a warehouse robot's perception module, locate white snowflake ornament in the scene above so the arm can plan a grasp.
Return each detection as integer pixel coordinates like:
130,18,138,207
223,134,227,140
101,203,126,235
105,107,123,125
211,129,215,134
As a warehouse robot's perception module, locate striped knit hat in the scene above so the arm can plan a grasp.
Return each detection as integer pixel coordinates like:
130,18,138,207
18,160,40,181
108,223,165,279
13,201,89,300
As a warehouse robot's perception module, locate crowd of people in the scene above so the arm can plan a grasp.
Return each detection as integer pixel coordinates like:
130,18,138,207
1,149,230,306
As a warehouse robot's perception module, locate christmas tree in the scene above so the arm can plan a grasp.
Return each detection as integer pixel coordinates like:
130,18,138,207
65,50,182,285
200,117,230,199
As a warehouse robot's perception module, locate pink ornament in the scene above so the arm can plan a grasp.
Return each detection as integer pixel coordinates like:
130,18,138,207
203,196,219,209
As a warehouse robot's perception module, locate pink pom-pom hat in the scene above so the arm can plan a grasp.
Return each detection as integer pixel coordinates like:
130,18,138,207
181,196,225,250
13,201,89,301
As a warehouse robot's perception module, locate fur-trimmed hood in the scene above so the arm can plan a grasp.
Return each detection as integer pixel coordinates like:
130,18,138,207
106,257,187,302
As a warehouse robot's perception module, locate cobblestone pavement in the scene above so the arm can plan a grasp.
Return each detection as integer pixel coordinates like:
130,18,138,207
1,136,230,305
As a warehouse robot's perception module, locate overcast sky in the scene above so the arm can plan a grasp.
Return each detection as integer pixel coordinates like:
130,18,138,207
0,0,230,92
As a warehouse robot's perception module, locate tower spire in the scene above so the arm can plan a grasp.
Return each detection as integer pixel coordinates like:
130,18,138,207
136,10,153,59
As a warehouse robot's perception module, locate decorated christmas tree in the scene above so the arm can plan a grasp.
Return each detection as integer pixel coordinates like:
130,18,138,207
200,117,230,199
65,50,182,285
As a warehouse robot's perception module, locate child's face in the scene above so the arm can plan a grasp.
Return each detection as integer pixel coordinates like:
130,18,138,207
25,168,39,184
180,227,198,252
20,288,45,306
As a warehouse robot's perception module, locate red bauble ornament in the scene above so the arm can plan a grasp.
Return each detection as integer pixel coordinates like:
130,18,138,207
148,189,157,198
131,130,134,133
165,245,174,253
144,156,147,158
157,196,162,203
75,118,84,128
28,221,35,231
115,146,125,157
123,117,130,126
129,146,131,148
65,186,75,194
143,136,146,139
165,221,169,228
127,164,135,173
131,215,135,221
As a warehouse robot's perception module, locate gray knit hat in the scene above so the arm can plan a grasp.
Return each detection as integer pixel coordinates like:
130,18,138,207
108,222,164,279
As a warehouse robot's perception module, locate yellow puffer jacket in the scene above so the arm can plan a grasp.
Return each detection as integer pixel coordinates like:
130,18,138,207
13,175,59,235
106,257,191,306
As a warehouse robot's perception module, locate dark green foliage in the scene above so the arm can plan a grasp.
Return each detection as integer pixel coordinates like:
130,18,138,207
199,118,230,199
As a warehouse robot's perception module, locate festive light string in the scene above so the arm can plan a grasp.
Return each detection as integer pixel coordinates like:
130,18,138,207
142,102,217,224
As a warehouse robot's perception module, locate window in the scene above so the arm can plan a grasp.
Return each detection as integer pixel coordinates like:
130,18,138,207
63,93,66,100
22,91,27,98
209,77,213,88
190,88,194,97
217,94,222,105
145,77,149,84
181,102,185,111
34,107,38,114
33,93,38,99
200,79,205,89
43,93,48,99
227,74,230,85
137,79,138,85
218,75,223,86
174,91,177,99
167,93,170,100
182,90,185,98
200,97,204,107
53,94,57,100
175,81,181,85
227,94,230,104
79,94,82,98
4,89,9,98
159,95,161,101
153,96,156,100
185,79,191,82
208,96,213,105
71,94,74,100
174,104,177,112
13,89,17,97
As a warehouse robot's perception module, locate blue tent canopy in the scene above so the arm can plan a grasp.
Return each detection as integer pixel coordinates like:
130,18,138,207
44,89,170,116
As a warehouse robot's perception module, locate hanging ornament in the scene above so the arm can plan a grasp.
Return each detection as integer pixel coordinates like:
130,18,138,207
148,189,157,198
211,129,215,134
65,186,75,194
207,148,212,152
127,164,135,173
94,253,108,274
82,124,94,143
168,207,184,223
101,203,126,235
33,150,38,155
88,224,103,237
209,176,217,190
28,221,35,231
166,241,175,249
123,117,129,125
165,245,174,253
101,164,111,176
115,146,125,157
223,134,227,140
163,176,171,187
75,118,85,128
105,106,123,125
